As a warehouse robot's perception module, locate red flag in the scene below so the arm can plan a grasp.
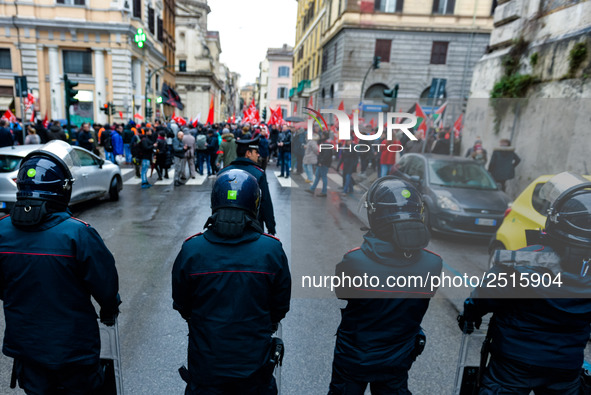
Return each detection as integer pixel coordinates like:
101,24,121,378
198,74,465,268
25,93,35,111
134,113,144,120
206,96,214,125
2,110,16,123
42,113,49,129
29,109,36,123
192,113,200,128
119,111,123,120
307,96,313,108
453,114,463,138
369,118,376,129
232,112,236,123
294,103,297,114
338,101,345,111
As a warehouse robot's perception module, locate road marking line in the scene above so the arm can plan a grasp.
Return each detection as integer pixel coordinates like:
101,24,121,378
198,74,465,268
120,168,134,176
152,170,174,185
124,177,142,185
328,173,342,184
273,172,298,188
185,173,207,185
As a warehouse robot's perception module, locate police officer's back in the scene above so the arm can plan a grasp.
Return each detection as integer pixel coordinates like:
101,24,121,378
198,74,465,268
219,137,277,235
329,177,442,394
0,141,120,394
172,169,291,394
459,172,591,394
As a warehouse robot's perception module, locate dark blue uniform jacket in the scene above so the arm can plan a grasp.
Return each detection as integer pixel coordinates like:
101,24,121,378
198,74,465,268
0,212,119,369
466,245,591,370
172,229,291,384
219,158,276,234
334,232,442,373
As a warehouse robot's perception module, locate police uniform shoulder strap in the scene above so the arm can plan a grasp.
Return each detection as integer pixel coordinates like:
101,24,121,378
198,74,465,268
184,232,203,242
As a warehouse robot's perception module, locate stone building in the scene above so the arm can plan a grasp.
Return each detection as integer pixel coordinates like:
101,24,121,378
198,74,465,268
0,0,176,124
175,0,238,123
311,0,495,124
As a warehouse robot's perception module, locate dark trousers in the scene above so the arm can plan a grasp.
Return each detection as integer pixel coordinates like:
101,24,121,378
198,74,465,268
208,152,218,175
14,359,104,395
328,362,411,395
186,368,277,395
480,355,581,395
197,151,211,175
279,151,291,177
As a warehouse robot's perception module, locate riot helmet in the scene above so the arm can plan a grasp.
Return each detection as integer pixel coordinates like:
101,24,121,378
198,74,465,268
211,169,261,218
543,172,591,248
16,141,75,209
364,177,430,253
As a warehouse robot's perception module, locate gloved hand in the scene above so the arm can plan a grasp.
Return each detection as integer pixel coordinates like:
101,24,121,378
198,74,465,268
100,308,119,326
457,313,481,334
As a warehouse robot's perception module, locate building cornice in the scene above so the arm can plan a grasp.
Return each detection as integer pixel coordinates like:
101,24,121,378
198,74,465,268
0,17,166,64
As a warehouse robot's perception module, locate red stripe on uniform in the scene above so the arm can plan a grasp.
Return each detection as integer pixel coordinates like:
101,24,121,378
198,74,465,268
347,247,361,253
263,233,281,242
185,232,203,242
190,270,275,276
423,248,441,258
0,214,9,221
70,217,90,226
0,251,75,258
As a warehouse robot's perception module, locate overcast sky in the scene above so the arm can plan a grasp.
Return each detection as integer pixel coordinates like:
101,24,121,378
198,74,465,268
208,0,297,87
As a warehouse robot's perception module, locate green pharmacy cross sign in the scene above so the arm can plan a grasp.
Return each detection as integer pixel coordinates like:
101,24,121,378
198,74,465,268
135,28,147,48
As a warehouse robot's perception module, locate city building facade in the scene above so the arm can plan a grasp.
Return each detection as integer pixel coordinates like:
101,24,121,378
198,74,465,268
309,0,494,125
0,0,176,125
264,44,293,120
291,0,327,116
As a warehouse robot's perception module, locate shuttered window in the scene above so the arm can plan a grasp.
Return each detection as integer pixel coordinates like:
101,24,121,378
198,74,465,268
374,39,391,63
430,41,449,64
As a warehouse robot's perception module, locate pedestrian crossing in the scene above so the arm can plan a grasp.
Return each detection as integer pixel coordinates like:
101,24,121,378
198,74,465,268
122,168,207,186
273,172,298,188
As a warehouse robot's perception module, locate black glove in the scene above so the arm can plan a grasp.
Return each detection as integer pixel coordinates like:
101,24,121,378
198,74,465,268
100,308,119,326
457,313,481,334
100,295,121,326
271,322,279,333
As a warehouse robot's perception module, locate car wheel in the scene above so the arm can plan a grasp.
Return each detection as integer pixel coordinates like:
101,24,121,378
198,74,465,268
109,177,120,202
488,240,505,257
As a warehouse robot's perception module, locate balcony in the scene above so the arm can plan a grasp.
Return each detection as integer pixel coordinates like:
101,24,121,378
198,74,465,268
296,79,311,94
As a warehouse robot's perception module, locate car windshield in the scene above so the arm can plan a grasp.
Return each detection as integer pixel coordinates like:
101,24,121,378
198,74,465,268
0,155,22,173
428,159,498,190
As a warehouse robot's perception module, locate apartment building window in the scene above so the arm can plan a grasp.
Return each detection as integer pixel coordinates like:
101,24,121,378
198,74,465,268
278,66,290,77
277,86,288,99
375,0,403,13
298,47,303,61
491,0,498,15
375,39,391,63
157,17,163,42
63,50,92,75
179,60,186,72
432,0,455,14
430,41,449,64
0,49,11,70
148,7,155,34
133,0,142,19
322,50,328,72
56,0,85,5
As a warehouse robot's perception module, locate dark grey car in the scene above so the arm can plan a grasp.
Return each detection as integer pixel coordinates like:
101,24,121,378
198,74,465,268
391,153,511,237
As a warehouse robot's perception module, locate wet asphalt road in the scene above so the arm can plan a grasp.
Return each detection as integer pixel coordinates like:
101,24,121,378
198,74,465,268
0,166,588,394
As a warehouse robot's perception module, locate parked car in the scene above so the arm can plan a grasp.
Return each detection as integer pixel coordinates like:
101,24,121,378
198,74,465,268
490,172,591,253
0,141,123,212
391,153,511,237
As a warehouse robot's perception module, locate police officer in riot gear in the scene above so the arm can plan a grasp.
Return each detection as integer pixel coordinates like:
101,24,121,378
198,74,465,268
0,140,120,394
458,172,591,394
329,177,443,394
219,136,277,235
172,169,291,394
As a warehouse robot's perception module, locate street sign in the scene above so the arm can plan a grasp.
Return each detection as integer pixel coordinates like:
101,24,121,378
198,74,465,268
14,76,27,97
428,78,447,99
362,104,389,112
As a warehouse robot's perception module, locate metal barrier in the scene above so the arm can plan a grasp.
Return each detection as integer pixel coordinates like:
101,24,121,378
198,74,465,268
99,319,124,395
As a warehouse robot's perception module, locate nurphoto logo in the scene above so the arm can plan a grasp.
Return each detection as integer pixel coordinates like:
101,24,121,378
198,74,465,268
304,108,418,152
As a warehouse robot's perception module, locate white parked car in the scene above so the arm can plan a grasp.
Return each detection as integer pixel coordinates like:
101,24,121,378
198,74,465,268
0,141,123,212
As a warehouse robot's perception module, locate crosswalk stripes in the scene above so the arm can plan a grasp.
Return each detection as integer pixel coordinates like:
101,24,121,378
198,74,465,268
184,173,207,185
273,172,298,188
123,169,209,186
327,173,341,185
120,168,135,177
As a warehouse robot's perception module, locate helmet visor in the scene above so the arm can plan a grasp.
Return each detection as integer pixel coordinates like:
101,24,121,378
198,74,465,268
561,192,591,232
